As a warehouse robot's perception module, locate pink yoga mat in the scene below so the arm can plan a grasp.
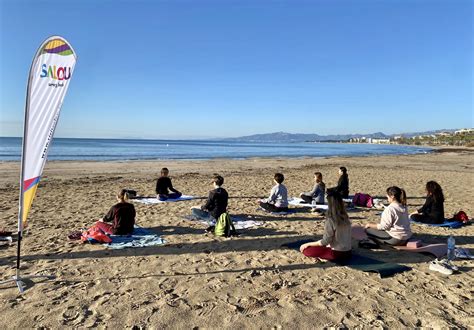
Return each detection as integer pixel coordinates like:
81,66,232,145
351,224,447,258
392,244,447,258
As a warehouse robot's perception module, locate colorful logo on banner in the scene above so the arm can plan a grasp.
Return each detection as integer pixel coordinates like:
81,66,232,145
39,39,74,88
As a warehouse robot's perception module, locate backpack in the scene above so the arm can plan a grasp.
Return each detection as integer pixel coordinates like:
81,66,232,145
352,193,374,208
453,211,469,223
214,213,237,237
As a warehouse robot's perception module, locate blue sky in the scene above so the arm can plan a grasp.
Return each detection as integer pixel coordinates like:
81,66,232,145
0,0,472,139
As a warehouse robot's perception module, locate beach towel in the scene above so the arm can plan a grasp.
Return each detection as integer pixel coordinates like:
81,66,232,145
104,226,165,249
185,215,263,230
287,197,329,210
282,240,411,278
132,195,196,205
351,224,447,258
411,219,467,229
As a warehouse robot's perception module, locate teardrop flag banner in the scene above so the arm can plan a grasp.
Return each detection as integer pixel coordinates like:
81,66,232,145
1,36,77,293
20,36,77,231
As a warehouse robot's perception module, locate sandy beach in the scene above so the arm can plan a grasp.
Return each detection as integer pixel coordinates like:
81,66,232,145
0,151,473,328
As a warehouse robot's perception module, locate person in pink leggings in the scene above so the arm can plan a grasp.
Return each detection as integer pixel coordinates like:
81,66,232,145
299,189,352,261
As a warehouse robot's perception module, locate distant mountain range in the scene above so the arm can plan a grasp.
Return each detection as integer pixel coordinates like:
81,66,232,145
225,129,459,142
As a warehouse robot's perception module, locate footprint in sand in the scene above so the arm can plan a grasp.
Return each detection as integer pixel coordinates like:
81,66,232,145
61,306,87,325
193,301,216,317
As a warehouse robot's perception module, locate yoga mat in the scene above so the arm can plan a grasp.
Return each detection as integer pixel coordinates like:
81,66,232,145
339,254,411,278
392,244,447,258
104,226,165,249
351,224,447,258
282,239,411,278
288,197,329,210
257,207,296,215
132,195,196,204
411,219,465,229
185,215,263,230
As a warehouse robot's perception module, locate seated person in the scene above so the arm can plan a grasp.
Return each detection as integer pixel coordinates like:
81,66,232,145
365,186,412,246
192,174,228,220
300,171,326,205
156,167,182,201
95,189,136,235
330,166,349,199
259,173,289,213
409,181,445,224
299,190,352,261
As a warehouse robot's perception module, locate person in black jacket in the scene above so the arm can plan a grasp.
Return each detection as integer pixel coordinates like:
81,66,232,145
192,174,228,220
331,167,349,199
95,189,136,235
410,181,445,224
156,167,182,201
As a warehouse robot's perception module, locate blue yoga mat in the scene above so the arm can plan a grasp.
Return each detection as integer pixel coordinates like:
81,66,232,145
411,220,465,229
282,240,411,278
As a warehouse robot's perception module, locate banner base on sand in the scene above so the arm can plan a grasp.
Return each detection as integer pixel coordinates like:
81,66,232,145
0,269,55,294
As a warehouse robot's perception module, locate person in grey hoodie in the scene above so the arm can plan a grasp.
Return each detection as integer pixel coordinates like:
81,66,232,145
365,186,412,246
259,173,289,213
300,172,326,205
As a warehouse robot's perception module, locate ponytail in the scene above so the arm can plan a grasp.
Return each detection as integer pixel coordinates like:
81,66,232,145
386,186,406,206
400,188,407,206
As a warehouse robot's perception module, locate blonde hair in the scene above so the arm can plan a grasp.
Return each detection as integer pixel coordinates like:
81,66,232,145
118,189,130,202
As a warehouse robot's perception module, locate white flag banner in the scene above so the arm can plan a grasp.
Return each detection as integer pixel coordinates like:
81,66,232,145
21,36,77,229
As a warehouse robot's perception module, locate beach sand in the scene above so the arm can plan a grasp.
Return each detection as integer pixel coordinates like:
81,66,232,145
0,152,473,328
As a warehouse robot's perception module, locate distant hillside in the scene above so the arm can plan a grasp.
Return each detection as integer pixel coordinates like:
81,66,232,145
225,129,461,143
225,131,389,142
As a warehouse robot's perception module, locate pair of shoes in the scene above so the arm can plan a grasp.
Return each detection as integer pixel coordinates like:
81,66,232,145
455,247,474,260
429,258,454,275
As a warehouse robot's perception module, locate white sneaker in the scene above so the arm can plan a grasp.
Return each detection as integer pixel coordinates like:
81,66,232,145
429,259,453,275
441,259,459,272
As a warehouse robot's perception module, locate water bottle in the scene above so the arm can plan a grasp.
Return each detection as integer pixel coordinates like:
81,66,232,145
447,236,455,261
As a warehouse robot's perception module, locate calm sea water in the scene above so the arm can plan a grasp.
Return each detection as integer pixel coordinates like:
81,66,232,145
0,137,431,161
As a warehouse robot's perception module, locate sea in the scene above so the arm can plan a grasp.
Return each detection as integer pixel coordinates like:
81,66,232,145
0,137,432,161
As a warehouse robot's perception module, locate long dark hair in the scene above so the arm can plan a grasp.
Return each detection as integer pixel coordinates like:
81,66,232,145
426,181,444,203
326,190,350,226
386,186,407,206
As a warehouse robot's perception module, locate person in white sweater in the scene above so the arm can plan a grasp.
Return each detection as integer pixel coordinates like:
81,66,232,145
259,173,289,212
365,186,412,246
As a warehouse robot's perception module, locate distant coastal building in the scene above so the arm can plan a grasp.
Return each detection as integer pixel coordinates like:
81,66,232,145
455,128,474,135
435,132,451,137
371,138,390,144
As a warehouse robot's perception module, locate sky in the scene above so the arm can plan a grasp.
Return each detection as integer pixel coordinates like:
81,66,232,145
0,0,472,139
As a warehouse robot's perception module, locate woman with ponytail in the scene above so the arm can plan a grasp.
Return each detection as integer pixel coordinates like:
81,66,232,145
96,189,136,235
365,186,411,246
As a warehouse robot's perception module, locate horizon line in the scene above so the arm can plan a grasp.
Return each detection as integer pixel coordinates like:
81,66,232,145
0,126,466,141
